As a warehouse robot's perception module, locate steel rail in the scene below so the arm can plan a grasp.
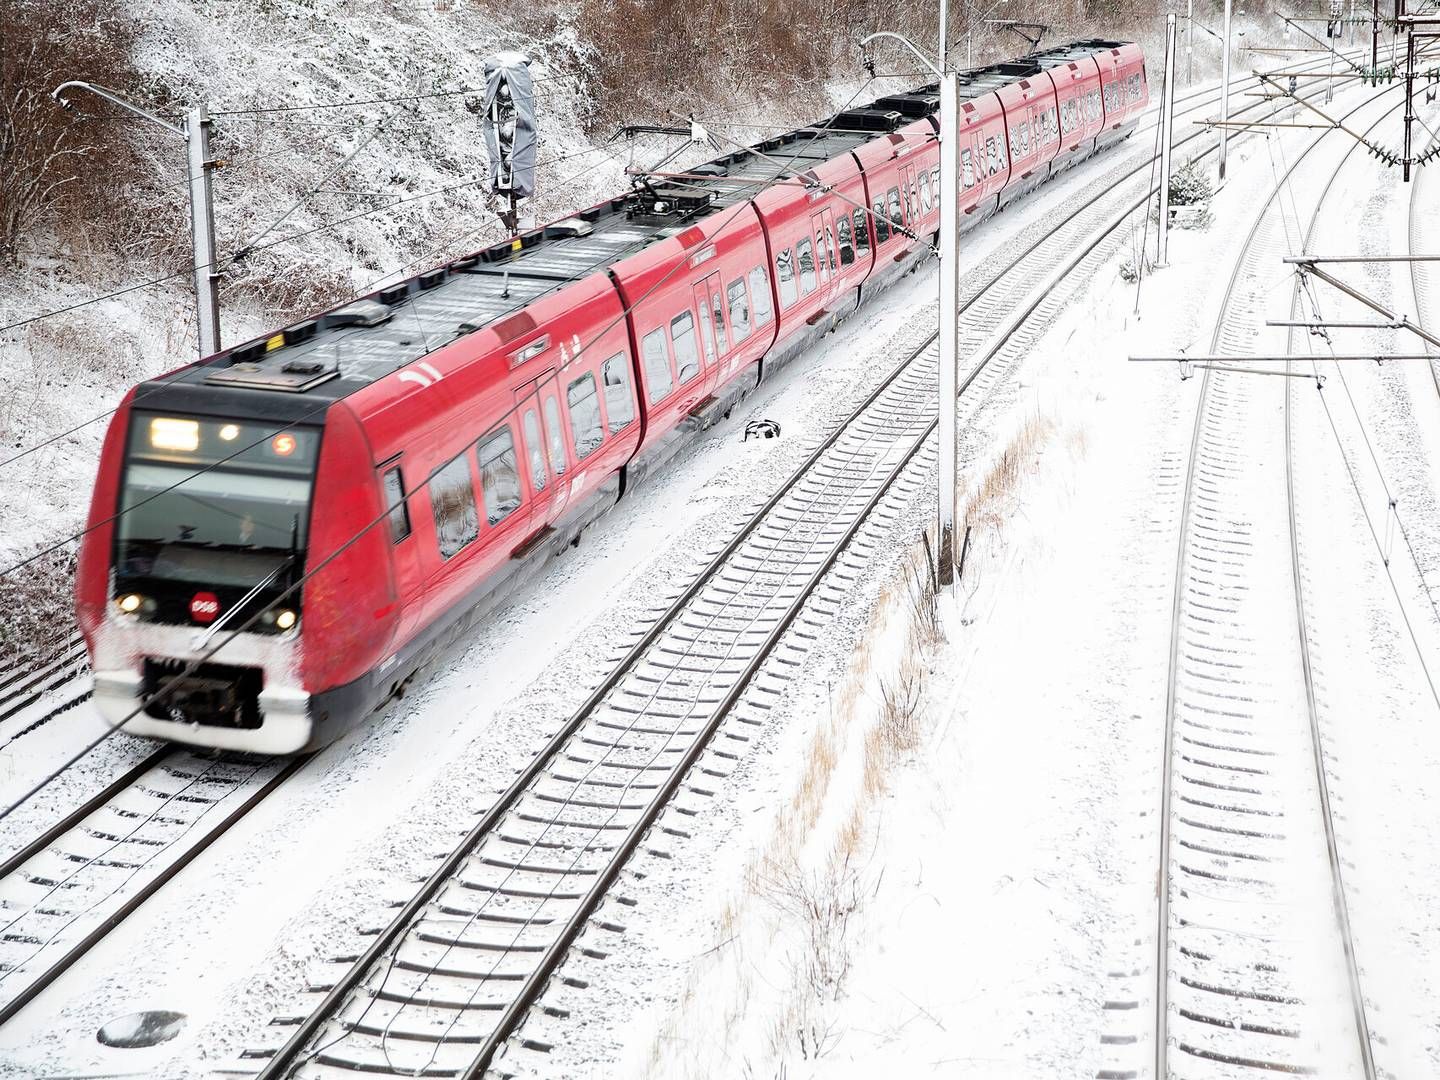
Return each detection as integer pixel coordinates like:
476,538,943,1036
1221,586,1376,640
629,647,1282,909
1282,110,1389,1080
1155,87,1409,1080
253,53,1394,1080
0,750,310,1026
1407,126,1440,400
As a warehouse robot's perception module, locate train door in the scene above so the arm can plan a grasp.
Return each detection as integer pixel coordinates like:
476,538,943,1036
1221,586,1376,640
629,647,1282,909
810,209,838,303
693,273,727,403
519,372,570,525
693,280,719,374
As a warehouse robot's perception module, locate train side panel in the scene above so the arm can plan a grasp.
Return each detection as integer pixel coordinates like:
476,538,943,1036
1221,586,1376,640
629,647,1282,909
609,202,773,480
995,75,1062,207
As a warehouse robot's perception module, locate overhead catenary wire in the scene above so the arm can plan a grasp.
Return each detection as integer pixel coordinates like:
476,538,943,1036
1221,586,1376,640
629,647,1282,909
3,44,1398,824
0,94,882,829
0,146,628,473
285,78,899,1076
207,72,583,119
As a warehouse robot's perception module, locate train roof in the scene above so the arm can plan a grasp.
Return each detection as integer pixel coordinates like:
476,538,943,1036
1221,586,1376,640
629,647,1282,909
140,39,1132,422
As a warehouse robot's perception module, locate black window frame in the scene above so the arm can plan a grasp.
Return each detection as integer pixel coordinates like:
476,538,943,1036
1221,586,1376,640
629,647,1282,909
521,409,547,493
641,326,674,404
430,453,480,560
672,310,703,382
776,248,798,308
836,214,855,265
567,371,605,459
601,353,636,433
381,463,411,543
477,426,524,527
748,266,773,326
797,236,818,294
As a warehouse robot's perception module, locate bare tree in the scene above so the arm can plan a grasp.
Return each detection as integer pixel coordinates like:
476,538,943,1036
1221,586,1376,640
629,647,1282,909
0,0,140,266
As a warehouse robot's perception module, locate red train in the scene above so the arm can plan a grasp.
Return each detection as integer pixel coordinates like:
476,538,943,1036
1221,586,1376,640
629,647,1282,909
76,40,1148,752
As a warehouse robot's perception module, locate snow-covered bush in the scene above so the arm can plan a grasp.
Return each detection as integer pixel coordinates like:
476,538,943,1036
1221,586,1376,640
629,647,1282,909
1168,162,1213,206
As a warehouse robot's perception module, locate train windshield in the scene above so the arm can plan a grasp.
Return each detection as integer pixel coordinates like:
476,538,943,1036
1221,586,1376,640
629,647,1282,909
115,412,320,591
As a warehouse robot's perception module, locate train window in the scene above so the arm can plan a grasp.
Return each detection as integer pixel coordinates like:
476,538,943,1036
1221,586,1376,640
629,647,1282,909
871,199,889,243
478,428,523,525
672,311,702,382
887,187,903,231
919,172,933,213
825,226,837,272
797,237,818,293
726,279,752,344
836,215,854,266
430,454,479,559
696,299,718,362
931,165,941,202
908,177,919,221
853,208,870,252
381,466,411,543
814,228,828,281
961,148,974,188
748,266,773,326
776,248,798,308
984,137,996,176
710,290,729,355
641,327,673,404
601,354,635,432
543,396,567,477
521,411,547,492
567,372,604,459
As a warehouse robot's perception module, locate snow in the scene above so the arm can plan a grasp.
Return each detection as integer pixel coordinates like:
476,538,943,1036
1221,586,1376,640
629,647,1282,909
2,48,1438,1080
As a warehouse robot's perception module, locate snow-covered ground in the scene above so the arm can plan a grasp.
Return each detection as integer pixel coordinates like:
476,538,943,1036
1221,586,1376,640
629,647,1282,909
3,55,1438,1080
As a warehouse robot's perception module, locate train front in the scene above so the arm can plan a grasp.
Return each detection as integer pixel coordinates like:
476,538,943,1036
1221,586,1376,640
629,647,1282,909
77,404,328,754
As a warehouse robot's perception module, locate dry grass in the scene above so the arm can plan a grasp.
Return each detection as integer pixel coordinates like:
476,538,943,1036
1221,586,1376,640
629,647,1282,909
963,411,1055,536
0,545,76,670
862,664,924,798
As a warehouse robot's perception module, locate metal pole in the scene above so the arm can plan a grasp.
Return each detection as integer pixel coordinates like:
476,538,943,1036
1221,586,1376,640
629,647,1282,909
1373,0,1380,70
1187,0,1195,86
1219,0,1234,180
186,105,221,358
1327,21,1336,103
1403,30,1415,180
938,67,960,586
1159,15,1177,267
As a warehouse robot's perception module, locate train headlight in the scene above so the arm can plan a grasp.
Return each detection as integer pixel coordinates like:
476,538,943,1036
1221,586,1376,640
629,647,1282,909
275,609,297,631
218,423,241,441
149,417,199,452
116,593,143,614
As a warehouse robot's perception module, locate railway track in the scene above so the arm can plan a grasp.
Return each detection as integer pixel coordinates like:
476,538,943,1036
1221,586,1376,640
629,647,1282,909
0,633,91,745
0,48,1382,1080
1140,90,1410,1080
0,748,304,1025
234,49,1379,1080
1406,129,1440,399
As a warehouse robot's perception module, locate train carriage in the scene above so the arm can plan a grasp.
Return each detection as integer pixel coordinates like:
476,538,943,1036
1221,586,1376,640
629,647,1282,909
76,39,1148,753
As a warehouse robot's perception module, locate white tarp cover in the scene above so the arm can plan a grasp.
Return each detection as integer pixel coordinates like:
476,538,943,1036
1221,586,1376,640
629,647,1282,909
482,51,537,198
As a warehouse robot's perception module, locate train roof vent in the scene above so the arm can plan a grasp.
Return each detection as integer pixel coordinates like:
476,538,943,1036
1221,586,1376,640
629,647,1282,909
545,217,594,239
325,299,392,329
872,94,937,118
203,360,340,394
832,108,904,131
625,186,713,226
